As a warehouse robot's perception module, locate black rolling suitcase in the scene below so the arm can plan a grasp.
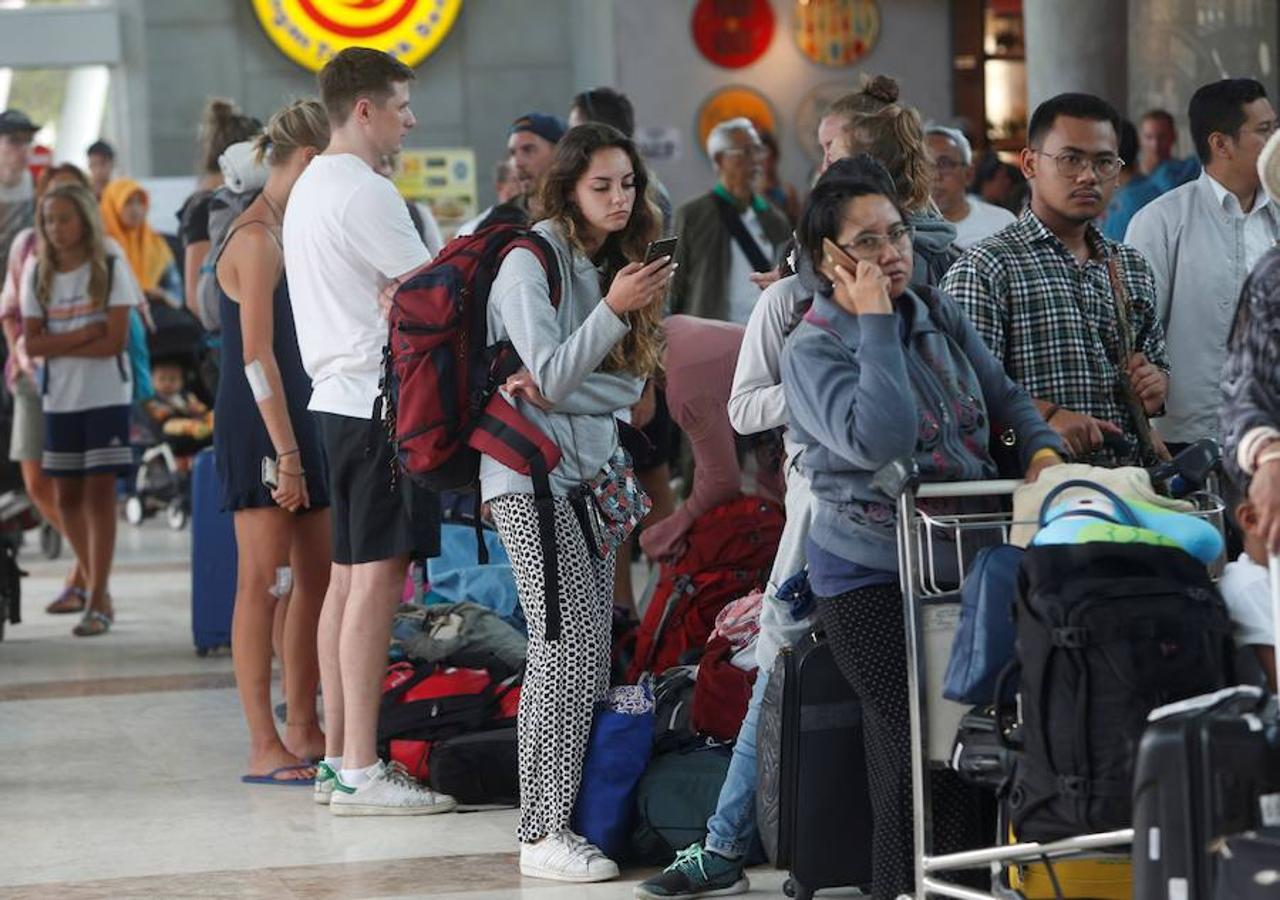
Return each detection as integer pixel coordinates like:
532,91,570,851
1214,828,1280,898
760,631,872,900
1131,552,1280,900
1132,686,1280,899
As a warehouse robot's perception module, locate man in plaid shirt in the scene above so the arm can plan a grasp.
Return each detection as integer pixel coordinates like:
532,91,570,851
942,93,1170,465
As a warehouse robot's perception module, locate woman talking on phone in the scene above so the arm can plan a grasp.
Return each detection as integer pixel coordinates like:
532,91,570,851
781,156,1062,899
214,100,332,785
484,122,671,883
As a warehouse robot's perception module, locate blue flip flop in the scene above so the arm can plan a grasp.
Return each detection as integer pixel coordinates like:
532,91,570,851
241,764,316,786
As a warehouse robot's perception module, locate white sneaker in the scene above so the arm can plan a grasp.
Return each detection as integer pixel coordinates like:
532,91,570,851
329,761,457,817
314,761,339,806
520,831,620,883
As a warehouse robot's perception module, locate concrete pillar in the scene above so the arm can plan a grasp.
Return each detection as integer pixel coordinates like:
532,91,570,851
1024,0,1128,113
570,0,617,91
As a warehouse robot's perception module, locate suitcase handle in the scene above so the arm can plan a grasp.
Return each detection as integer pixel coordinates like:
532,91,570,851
1147,684,1266,723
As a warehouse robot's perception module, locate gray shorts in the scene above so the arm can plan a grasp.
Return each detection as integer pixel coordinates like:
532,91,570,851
10,374,42,463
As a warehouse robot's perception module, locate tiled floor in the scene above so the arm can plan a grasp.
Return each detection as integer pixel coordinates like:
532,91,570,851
0,520,795,899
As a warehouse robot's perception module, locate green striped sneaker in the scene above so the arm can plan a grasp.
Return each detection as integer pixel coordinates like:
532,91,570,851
315,761,341,806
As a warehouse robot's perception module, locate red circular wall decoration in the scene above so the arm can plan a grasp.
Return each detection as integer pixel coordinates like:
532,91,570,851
692,0,777,69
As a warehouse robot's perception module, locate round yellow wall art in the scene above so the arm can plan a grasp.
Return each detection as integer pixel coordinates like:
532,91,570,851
696,86,777,158
251,0,463,72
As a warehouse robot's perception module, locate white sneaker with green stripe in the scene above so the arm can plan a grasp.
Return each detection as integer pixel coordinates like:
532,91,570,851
329,760,457,816
314,761,339,806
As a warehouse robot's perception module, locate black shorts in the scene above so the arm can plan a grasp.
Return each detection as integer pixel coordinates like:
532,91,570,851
315,412,441,566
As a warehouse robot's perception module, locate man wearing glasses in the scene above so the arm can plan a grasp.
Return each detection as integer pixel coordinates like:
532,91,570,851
670,118,791,325
942,93,1170,465
1126,79,1278,455
925,125,1016,250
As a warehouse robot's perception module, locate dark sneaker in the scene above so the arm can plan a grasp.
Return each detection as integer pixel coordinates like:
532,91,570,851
634,844,748,899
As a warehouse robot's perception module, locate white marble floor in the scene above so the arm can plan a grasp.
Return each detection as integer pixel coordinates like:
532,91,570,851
0,520,795,899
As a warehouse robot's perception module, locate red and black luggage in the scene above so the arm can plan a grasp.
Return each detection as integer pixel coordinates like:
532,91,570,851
376,661,521,783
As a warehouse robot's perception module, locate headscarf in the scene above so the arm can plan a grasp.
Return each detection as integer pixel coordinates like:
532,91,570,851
100,178,173,292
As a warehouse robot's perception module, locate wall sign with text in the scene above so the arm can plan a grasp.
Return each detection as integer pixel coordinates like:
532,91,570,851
252,0,463,73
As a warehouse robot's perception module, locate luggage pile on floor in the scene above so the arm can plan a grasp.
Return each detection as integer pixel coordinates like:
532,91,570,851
575,495,785,865
377,518,528,807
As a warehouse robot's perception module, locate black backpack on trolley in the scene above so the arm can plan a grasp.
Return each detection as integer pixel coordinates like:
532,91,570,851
1006,541,1235,842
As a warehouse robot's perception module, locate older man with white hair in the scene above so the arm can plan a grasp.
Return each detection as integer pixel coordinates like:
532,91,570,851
925,124,1016,249
669,117,791,324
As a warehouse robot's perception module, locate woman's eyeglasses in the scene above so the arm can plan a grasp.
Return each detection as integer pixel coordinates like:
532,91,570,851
838,224,915,261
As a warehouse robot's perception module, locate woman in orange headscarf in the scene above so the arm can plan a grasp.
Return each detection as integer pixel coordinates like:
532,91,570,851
100,179,181,308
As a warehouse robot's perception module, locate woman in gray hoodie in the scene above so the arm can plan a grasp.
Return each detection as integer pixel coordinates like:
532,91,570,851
782,158,1063,899
483,123,673,884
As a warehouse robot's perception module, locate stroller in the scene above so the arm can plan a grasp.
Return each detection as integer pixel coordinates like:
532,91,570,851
124,300,212,531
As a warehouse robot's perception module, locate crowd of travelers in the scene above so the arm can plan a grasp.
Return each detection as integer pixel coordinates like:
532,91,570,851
3,45,1280,897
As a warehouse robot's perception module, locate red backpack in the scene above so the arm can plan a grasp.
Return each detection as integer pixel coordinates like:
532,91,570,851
377,661,522,781
627,495,784,681
382,224,568,637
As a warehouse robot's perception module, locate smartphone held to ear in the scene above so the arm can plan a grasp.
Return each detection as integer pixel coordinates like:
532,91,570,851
643,237,678,265
821,238,858,280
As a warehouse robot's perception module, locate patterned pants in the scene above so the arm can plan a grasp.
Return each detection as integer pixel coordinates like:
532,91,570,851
490,493,615,844
817,584,989,900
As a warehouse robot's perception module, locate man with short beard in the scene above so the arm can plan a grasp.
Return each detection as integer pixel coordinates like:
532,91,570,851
942,93,1170,466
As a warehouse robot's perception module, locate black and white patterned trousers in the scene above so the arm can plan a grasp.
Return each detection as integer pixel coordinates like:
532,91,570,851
817,584,989,900
490,493,615,844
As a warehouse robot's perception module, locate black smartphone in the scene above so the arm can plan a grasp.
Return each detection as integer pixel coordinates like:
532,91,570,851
643,237,678,265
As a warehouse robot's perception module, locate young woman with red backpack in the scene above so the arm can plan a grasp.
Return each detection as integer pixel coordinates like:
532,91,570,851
483,122,673,883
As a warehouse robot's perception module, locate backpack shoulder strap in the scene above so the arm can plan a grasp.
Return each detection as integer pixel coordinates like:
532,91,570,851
504,231,563,308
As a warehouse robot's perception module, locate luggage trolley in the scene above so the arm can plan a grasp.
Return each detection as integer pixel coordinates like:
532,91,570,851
877,459,1227,900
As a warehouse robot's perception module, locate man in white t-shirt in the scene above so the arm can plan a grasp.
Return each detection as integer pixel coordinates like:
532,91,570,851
926,125,1017,250
283,47,453,816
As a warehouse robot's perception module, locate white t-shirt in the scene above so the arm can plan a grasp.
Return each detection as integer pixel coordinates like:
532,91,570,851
1219,553,1276,648
283,154,431,419
952,196,1017,250
725,208,774,325
19,252,141,413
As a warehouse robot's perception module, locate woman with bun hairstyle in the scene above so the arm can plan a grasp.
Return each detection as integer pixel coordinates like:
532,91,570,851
821,74,960,286
214,99,332,784
485,122,672,883
179,98,262,319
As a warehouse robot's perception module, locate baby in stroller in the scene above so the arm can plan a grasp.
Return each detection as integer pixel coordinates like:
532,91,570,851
145,359,214,448
125,300,213,529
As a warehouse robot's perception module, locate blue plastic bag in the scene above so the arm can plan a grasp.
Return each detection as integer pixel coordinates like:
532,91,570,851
942,544,1023,704
571,685,655,859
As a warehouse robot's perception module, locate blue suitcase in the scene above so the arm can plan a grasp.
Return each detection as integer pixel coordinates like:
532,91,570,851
191,448,237,654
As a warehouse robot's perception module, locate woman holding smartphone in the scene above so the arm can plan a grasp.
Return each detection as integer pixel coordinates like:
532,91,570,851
781,156,1062,899
485,122,671,883
214,100,332,785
